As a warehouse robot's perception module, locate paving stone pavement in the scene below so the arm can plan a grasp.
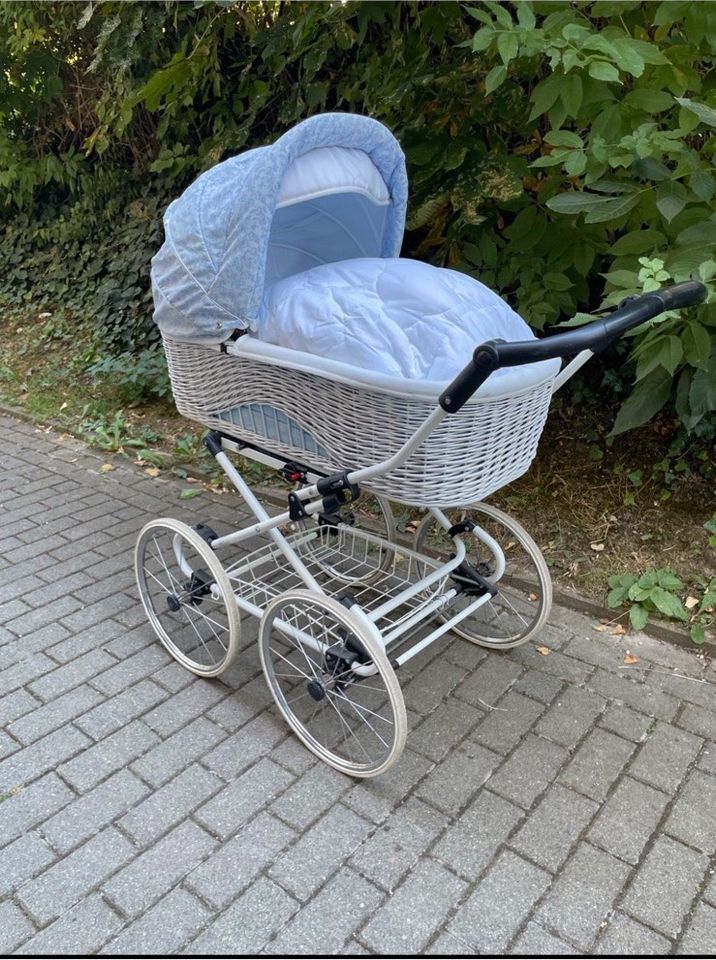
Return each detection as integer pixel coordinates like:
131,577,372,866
1,412,716,956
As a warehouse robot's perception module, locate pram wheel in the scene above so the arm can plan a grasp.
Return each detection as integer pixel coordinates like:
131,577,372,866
259,590,406,777
135,518,240,676
295,492,396,585
414,503,551,649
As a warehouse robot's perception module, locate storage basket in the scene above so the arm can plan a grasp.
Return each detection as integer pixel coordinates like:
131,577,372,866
162,335,555,507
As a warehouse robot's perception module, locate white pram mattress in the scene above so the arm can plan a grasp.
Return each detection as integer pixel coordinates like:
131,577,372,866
255,257,559,393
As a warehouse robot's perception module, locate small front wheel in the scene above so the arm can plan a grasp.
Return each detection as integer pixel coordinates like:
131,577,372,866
135,518,240,676
259,590,406,777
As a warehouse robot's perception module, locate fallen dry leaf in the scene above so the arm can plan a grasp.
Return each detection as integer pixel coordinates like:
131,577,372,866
144,467,160,478
590,542,605,552
623,652,638,665
685,596,699,611
594,624,609,632
610,624,626,636
100,463,113,473
528,592,538,602
536,645,551,656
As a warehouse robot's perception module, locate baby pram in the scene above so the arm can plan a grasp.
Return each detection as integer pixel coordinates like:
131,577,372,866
137,113,706,776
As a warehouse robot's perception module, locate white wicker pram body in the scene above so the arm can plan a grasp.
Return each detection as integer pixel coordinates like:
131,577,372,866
136,112,705,777
162,333,555,507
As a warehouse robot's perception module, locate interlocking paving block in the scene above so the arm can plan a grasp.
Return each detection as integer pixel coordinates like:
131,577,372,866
188,876,299,956
28,649,116,702
598,702,653,743
42,767,149,854
426,930,477,956
588,776,669,865
0,688,42,727
266,868,382,955
119,763,223,846
17,827,135,925
448,850,550,953
698,741,716,774
536,685,605,748
454,655,523,709
343,748,434,824
350,796,447,892
129,716,226,788
269,760,348,832
509,644,591,684
678,702,716,741
594,911,672,956
586,668,679,721
622,835,708,938
664,768,716,854
488,733,569,809
558,728,635,802
142,678,227,737
535,842,631,949
0,831,55,896
401,657,468,716
101,887,211,956
269,803,374,903
0,771,74,849
74,679,168,741
103,820,216,918
511,783,599,872
195,757,294,840
629,721,702,793
362,858,466,955
415,738,501,815
203,710,287,780
410,698,483,762
0,901,34,954
513,668,564,704
205,674,269,730
510,921,581,956
472,689,545,754
677,901,716,955
58,718,160,792
188,812,296,910
8,683,104,745
15,894,123,956
0,722,91,789
90,645,170,697
433,787,523,879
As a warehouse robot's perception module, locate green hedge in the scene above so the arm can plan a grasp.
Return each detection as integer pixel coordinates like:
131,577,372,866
0,1,714,432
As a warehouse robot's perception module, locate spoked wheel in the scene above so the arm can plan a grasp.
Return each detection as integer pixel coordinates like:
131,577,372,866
295,491,397,585
414,502,552,649
259,590,406,777
135,518,240,676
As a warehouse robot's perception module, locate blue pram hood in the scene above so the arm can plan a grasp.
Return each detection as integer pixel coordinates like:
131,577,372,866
151,113,409,340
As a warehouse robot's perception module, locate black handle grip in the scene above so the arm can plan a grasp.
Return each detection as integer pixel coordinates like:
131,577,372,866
439,280,708,414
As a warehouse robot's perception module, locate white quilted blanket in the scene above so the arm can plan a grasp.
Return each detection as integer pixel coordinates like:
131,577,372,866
257,257,549,385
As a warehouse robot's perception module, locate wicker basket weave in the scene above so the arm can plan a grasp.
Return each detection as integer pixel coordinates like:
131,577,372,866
162,335,555,507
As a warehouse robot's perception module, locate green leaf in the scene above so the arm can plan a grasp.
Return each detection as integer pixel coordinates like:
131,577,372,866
689,359,716,418
676,98,716,128
690,171,715,203
560,72,583,118
484,0,513,28
610,367,672,436
629,604,649,631
485,64,507,95
497,32,519,65
691,623,706,645
676,220,716,246
610,229,665,256
583,192,640,224
656,570,684,591
649,586,688,621
544,130,583,149
624,89,677,113
179,487,203,500
529,75,561,121
588,60,621,84
682,322,712,369
546,192,606,215
516,3,536,31
471,28,495,52
655,181,688,223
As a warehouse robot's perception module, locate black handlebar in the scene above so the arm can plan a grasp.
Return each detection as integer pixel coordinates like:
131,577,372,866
439,280,708,413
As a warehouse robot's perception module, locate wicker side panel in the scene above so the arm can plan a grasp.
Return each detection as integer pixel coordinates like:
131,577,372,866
162,336,554,507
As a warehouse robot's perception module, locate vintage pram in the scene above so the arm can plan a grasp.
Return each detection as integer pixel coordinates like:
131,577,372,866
137,113,706,776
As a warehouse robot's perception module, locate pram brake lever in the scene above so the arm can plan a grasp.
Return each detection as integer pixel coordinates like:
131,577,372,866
439,280,708,414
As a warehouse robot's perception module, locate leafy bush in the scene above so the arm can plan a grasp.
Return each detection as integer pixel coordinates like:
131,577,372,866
0,1,713,433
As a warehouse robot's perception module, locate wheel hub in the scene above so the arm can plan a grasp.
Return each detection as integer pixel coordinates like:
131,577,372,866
307,679,326,702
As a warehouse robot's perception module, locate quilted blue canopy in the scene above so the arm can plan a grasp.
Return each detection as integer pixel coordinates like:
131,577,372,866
151,113,408,340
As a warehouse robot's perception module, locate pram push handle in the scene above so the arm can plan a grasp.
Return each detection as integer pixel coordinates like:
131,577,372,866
439,280,708,413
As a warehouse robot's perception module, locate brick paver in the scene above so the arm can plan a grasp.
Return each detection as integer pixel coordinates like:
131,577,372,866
1,413,715,954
